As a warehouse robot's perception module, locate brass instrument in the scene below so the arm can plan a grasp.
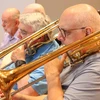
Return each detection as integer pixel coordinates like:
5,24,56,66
0,30,100,100
0,19,59,69
0,19,59,59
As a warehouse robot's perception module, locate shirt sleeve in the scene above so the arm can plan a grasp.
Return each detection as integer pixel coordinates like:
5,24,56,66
28,66,47,95
5,63,16,70
64,69,100,100
28,41,59,95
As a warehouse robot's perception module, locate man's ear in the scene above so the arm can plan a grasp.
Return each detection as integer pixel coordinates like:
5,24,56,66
15,19,20,26
85,27,93,36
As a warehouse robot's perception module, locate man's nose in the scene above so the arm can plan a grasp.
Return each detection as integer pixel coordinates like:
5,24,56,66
57,33,63,41
18,33,22,39
2,23,5,27
2,22,6,27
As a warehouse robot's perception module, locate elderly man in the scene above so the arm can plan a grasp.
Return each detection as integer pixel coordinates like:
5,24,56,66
0,8,20,67
0,8,20,50
22,3,61,45
5,12,59,97
8,3,58,96
9,4,100,100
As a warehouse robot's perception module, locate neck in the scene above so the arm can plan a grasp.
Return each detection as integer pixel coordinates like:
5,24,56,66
10,27,18,37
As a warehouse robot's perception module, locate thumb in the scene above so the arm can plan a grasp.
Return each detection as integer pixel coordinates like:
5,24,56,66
61,53,67,62
19,45,25,50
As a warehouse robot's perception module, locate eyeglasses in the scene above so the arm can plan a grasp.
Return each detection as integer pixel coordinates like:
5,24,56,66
58,26,86,38
19,29,28,35
19,29,34,36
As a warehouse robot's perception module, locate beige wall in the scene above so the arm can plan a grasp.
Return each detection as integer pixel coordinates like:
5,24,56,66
36,0,100,21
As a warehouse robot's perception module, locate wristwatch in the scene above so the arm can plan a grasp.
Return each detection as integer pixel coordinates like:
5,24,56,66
15,60,26,67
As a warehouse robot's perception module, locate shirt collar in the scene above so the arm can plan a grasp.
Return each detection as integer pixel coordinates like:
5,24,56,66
6,29,19,40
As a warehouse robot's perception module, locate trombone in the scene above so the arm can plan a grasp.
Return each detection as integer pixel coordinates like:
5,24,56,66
0,19,59,69
0,19,59,59
0,19,59,99
0,30,100,100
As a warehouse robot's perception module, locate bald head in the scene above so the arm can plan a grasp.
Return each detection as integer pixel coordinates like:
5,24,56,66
2,8,20,36
62,4,99,17
2,8,20,19
60,4,100,31
23,3,46,14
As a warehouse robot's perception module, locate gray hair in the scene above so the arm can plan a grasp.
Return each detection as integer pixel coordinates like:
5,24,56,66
19,12,51,32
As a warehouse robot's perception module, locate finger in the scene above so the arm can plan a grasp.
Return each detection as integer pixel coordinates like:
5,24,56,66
61,53,67,62
11,52,15,61
19,45,25,50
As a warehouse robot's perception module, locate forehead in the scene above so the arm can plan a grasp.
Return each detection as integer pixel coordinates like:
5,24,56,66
18,22,33,32
2,13,12,21
59,11,76,29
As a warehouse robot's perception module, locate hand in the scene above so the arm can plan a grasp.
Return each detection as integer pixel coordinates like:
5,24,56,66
44,53,67,78
0,89,4,99
11,45,25,62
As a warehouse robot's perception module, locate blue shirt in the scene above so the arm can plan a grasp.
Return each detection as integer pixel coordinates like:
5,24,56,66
6,40,59,94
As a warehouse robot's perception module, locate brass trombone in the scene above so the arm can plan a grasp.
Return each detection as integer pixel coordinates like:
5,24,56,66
0,30,100,100
0,19,59,59
0,19,59,99
0,19,59,69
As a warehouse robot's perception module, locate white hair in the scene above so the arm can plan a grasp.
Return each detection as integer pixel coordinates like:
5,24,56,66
19,12,51,32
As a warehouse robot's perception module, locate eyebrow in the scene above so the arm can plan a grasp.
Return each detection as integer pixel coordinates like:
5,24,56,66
20,29,27,33
58,26,68,33
58,26,67,31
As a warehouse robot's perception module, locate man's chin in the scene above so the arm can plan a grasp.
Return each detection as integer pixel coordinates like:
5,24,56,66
4,29,7,32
